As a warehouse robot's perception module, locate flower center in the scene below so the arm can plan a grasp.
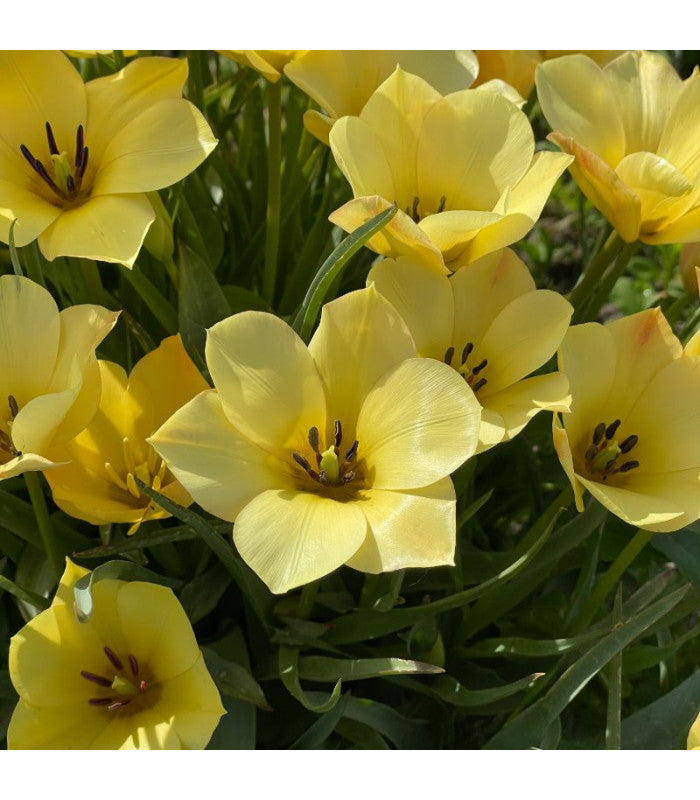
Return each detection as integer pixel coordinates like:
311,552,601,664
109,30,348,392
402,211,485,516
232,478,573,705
582,419,640,481
104,438,167,505
398,195,447,223
443,343,488,393
20,121,89,203
81,647,153,713
292,420,359,487
0,395,21,464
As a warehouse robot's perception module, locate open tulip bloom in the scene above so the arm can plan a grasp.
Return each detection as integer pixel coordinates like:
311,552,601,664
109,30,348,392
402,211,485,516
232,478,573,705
0,52,216,266
8,560,225,749
368,249,573,452
328,68,572,271
150,287,482,594
553,309,700,532
536,50,700,244
0,275,117,480
45,335,208,535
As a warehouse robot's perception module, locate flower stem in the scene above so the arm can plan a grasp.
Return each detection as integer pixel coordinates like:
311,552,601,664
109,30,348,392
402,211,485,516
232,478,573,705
605,584,623,749
24,471,62,583
569,231,624,319
576,527,653,631
262,80,282,307
582,240,640,322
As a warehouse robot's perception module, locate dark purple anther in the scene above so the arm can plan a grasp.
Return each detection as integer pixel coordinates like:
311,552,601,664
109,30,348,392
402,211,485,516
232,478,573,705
334,420,343,448
104,646,123,671
108,700,130,711
81,670,112,687
20,144,36,168
75,124,85,168
129,654,139,676
80,146,89,177
472,378,487,393
472,359,488,375
45,121,59,155
88,697,114,706
461,342,473,365
444,346,455,365
345,440,359,461
605,419,621,440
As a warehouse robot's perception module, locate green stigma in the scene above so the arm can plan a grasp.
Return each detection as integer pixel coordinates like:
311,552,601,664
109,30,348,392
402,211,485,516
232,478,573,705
319,446,340,485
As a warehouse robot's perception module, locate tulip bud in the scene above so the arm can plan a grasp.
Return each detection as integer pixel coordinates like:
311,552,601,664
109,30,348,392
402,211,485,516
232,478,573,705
144,191,174,264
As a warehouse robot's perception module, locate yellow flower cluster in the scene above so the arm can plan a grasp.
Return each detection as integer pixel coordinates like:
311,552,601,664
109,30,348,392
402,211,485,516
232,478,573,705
0,49,698,750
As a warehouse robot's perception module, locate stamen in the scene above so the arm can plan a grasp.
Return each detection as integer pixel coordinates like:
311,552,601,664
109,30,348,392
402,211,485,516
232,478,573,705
8,395,18,418
104,461,129,491
139,680,147,694
593,422,606,445
104,646,123,671
342,471,355,483
88,697,114,706
444,346,455,365
75,125,85,169
472,378,487,393
126,472,141,499
345,440,359,461
411,196,420,222
308,426,320,453
318,470,329,485
472,359,488,375
79,146,89,178
619,435,638,454
293,452,311,472
45,121,59,156
129,654,139,676
437,195,446,213
605,419,621,440
605,458,617,471
34,160,61,194
108,700,130,711
80,670,112,687
66,174,76,194
19,144,37,169
585,445,598,462
334,420,343,449
461,342,473,365
619,460,640,472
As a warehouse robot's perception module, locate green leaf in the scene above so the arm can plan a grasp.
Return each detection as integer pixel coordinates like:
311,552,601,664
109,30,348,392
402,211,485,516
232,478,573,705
8,221,24,277
652,524,700,591
292,205,397,342
179,562,232,625
0,559,50,610
278,645,341,713
72,523,204,559
391,672,543,709
202,647,271,711
73,560,179,621
178,243,231,362
290,692,351,749
485,584,691,749
621,670,700,749
119,263,178,334
344,696,428,749
221,285,270,313
460,631,601,659
297,656,443,682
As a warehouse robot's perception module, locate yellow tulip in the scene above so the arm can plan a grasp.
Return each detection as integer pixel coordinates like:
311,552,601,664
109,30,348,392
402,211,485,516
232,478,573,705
689,711,700,749
8,559,225,749
553,308,700,532
536,51,700,245
284,51,480,145
218,50,305,82
64,51,138,58
680,243,700,295
328,68,572,272
0,275,117,481
368,249,572,452
0,52,217,266
45,335,208,535
150,287,481,594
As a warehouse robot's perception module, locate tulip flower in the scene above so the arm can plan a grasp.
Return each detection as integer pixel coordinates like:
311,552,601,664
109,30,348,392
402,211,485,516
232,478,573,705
553,308,700,531
150,287,481,594
0,275,117,480
218,50,305,82
45,336,208,535
284,51,480,145
536,51,700,245
8,560,225,749
368,249,572,452
680,243,700,296
688,711,700,749
0,51,217,266
329,69,572,272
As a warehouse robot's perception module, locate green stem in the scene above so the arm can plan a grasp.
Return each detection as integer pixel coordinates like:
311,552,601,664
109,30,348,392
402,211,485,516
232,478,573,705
119,264,178,333
680,304,700,344
582,240,640,322
262,80,282,307
576,528,653,631
24,471,62,582
665,292,693,326
568,231,624,316
297,579,319,619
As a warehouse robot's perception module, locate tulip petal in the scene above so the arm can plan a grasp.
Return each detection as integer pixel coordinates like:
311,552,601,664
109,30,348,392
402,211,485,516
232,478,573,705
346,478,456,572
0,180,61,247
205,312,326,454
418,89,533,212
642,196,700,244
578,475,683,531
552,415,588,512
476,407,508,454
620,469,700,532
11,376,81,456
309,286,415,441
149,389,289,522
329,195,446,272
418,209,502,263
535,55,625,165
85,57,188,165
329,116,395,200
0,452,60,480
92,98,217,196
8,699,107,750
303,109,333,146
477,289,573,395
485,372,571,441
357,358,480,491
367,256,453,360
38,192,155,266
658,72,700,181
233,489,367,594
90,711,180,749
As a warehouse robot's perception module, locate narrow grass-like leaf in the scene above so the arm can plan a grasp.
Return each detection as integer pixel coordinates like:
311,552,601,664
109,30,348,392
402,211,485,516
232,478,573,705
390,672,543,708
8,220,24,276
72,524,203,559
292,205,397,342
202,646,271,711
0,565,50,610
344,696,428,749
298,656,443,683
290,692,350,749
278,645,341,713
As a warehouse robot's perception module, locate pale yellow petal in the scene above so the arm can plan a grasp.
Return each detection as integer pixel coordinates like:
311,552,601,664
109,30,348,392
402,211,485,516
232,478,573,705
475,407,507,454
90,710,181,749
38,192,155,267
346,478,456,573
535,55,625,166
0,180,61,247
309,285,415,441
657,72,700,181
303,110,333,146
8,698,107,750
641,197,700,244
357,358,481,491
205,311,326,454
622,469,700,532
367,256,453,360
477,289,573,395
11,376,81,456
0,452,60,480
91,98,217,196
233,489,367,594
149,389,290,522
417,209,501,263
552,414,586,511
475,50,541,98
330,116,395,200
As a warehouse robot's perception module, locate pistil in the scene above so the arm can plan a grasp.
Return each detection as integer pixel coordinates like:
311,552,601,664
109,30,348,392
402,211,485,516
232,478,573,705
293,420,358,487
